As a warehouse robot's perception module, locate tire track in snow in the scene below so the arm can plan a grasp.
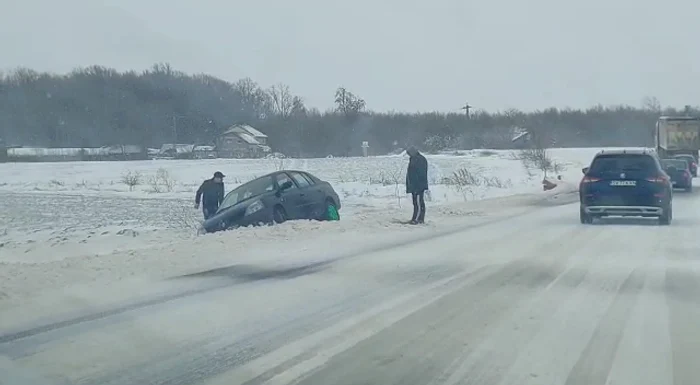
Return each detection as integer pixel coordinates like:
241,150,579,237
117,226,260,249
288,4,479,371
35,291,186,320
663,210,700,385
424,227,610,385
563,267,646,385
82,215,586,385
216,227,593,385
665,267,700,385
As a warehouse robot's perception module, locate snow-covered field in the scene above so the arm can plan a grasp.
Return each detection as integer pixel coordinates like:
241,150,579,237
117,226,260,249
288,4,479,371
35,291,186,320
0,148,607,311
0,148,596,202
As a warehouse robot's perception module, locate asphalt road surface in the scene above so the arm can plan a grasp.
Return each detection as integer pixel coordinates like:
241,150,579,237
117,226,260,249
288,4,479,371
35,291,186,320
2,187,700,385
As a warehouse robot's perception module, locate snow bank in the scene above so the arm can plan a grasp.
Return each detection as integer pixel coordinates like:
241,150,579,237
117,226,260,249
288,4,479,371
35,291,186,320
0,189,575,329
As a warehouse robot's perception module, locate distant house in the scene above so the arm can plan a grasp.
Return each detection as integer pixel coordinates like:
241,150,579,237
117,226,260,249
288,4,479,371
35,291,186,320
227,124,268,145
99,145,147,160
511,128,531,148
193,145,217,159
158,144,195,159
216,124,271,158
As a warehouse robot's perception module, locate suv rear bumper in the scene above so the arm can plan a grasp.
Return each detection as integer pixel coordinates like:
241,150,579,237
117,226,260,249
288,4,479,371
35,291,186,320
584,205,663,216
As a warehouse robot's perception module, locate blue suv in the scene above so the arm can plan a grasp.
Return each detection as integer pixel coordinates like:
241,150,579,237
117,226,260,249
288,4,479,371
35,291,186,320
579,149,673,225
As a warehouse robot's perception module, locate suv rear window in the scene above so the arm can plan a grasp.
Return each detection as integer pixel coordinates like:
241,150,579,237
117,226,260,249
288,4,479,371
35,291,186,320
588,154,659,178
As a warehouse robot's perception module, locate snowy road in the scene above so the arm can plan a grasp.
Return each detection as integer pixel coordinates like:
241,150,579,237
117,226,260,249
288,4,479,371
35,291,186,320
2,188,700,385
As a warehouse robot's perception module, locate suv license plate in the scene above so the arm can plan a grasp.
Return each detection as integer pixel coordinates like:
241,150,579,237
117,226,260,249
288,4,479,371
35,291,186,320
610,180,636,186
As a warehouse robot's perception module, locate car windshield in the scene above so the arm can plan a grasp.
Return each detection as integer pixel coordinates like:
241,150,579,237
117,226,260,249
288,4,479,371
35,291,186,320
588,154,657,177
662,159,688,169
218,176,274,211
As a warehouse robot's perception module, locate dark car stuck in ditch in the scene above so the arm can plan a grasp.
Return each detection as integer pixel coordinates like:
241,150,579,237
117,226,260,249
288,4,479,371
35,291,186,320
200,170,341,233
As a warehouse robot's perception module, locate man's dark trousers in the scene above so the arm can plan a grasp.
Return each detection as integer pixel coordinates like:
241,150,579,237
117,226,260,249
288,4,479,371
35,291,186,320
412,191,425,223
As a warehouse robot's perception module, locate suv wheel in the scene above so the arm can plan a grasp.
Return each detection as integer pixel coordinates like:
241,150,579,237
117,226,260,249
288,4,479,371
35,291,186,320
580,206,593,224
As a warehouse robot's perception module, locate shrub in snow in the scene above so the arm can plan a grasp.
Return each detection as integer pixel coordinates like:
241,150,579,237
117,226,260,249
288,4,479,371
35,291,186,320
116,229,139,237
423,135,455,154
121,171,142,191
168,206,202,233
515,148,565,179
149,168,176,193
272,157,286,171
445,167,512,201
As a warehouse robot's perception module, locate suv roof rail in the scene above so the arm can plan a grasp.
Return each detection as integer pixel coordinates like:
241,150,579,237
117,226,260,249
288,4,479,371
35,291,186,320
595,148,651,156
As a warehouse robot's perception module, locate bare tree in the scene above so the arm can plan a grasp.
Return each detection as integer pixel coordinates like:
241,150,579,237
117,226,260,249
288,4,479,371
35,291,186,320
7,67,40,85
334,87,366,116
642,96,662,113
0,62,688,158
267,83,294,119
291,96,306,116
234,77,270,119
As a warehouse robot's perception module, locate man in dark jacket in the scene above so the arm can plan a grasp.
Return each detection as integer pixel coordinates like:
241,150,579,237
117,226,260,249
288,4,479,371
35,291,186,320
195,171,225,219
406,146,429,224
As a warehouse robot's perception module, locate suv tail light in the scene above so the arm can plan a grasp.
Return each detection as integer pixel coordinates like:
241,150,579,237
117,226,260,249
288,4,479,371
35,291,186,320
684,170,691,180
646,175,669,183
579,176,600,192
580,176,601,184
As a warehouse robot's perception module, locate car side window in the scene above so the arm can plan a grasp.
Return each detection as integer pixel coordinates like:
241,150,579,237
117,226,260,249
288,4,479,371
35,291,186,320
290,172,311,188
300,172,316,185
275,173,296,189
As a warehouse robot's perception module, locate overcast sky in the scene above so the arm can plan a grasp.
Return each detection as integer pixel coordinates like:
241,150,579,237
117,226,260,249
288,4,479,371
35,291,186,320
2,0,699,113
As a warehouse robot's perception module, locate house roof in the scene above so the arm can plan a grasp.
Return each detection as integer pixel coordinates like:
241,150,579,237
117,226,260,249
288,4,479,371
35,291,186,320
240,124,267,138
236,132,261,145
511,131,530,142
221,124,267,138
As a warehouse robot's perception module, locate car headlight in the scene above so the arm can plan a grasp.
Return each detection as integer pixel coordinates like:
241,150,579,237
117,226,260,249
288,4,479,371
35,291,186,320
245,200,264,216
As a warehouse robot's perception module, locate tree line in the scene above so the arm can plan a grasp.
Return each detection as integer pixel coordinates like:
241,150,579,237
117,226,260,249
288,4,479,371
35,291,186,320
0,64,689,157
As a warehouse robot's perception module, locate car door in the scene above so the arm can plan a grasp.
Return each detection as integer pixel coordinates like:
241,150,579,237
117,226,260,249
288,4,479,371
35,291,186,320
289,171,323,218
274,172,305,219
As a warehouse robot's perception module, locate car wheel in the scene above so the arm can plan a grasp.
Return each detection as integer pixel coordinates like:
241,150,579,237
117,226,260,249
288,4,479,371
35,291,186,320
324,199,340,221
580,206,593,224
686,184,693,192
659,204,672,225
273,205,287,224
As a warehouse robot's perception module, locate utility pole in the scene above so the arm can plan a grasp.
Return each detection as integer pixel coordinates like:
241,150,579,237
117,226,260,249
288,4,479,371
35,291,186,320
461,102,473,119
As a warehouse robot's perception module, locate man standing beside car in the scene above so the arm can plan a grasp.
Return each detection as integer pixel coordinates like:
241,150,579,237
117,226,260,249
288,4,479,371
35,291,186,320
195,171,225,219
406,146,429,224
